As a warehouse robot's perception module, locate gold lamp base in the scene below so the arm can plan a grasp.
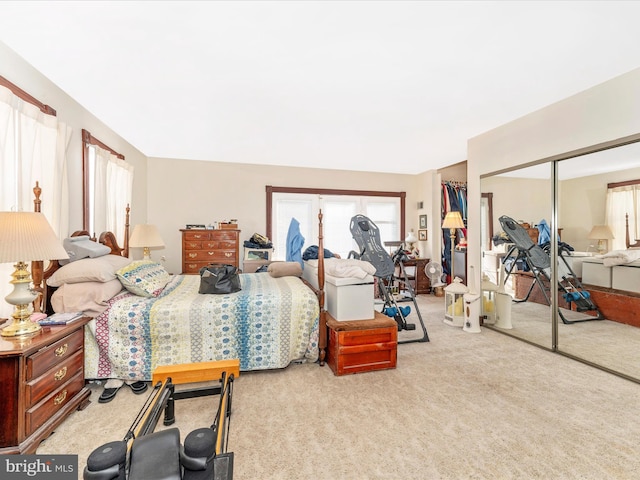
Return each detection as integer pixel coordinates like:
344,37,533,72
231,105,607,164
1,261,41,337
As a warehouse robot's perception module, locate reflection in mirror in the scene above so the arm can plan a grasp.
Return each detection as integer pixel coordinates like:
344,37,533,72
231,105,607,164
481,164,553,349
557,141,640,381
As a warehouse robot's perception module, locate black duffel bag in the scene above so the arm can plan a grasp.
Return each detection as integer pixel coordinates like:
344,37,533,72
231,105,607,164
199,264,241,294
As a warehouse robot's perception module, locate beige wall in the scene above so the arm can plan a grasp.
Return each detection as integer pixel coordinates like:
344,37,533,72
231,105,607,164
468,67,640,288
0,41,148,235
147,157,439,274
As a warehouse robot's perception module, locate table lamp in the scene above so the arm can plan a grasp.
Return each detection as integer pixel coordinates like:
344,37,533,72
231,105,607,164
442,211,465,282
130,224,165,260
588,225,614,254
0,212,69,337
405,229,418,255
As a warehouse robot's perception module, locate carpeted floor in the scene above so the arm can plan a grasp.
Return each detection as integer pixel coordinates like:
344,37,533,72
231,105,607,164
36,295,640,479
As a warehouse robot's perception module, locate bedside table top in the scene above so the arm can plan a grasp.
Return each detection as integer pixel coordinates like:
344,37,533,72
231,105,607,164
0,317,90,357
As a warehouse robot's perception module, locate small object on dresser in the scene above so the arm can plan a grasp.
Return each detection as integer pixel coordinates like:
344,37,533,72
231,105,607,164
38,311,84,325
186,224,206,229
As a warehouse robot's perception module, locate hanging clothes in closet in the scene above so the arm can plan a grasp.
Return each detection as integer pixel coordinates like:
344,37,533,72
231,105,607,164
441,181,468,280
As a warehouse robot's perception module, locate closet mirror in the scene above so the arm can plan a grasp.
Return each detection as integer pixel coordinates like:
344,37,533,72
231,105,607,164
481,164,553,349
556,142,640,381
481,138,640,382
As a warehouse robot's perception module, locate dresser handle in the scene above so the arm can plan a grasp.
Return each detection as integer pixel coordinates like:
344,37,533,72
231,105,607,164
53,390,67,405
54,367,67,381
188,253,197,258
193,234,202,239
208,251,215,256
225,252,232,257
55,344,68,357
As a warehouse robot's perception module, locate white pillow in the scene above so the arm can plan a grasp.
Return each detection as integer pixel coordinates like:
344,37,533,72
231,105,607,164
47,255,132,287
51,279,124,317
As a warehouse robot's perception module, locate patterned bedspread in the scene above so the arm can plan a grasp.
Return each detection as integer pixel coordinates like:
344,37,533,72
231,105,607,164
84,273,320,381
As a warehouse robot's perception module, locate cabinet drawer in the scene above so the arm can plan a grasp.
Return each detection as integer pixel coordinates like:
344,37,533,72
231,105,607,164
184,240,202,250
203,240,237,249
183,231,211,241
183,261,209,274
26,350,84,407
27,329,84,380
327,327,397,376
210,231,238,241
26,372,84,436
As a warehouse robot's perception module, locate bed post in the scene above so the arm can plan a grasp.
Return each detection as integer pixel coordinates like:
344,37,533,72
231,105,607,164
31,182,45,313
318,209,326,365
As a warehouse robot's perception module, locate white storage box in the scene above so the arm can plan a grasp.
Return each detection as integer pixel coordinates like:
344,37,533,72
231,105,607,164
303,260,375,321
612,261,640,293
582,259,612,288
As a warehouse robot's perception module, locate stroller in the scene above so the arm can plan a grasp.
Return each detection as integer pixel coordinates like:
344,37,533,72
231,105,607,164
348,214,429,343
499,215,604,324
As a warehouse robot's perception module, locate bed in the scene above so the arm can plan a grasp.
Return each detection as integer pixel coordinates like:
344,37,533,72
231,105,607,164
30,185,329,381
582,214,640,292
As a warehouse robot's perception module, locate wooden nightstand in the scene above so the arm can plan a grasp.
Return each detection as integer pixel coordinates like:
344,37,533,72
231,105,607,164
326,311,397,376
0,318,91,454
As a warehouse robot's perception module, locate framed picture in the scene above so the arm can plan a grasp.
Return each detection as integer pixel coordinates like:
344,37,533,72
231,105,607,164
418,229,427,241
419,215,428,229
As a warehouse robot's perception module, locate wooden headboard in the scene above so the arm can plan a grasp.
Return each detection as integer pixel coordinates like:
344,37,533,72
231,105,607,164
626,213,640,248
30,182,130,314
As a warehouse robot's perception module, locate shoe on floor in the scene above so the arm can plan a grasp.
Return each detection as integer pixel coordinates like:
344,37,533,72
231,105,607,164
98,386,121,403
128,381,148,394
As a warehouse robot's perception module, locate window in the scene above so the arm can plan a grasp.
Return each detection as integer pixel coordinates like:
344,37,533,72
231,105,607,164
606,180,640,250
82,130,133,245
267,186,405,260
0,76,69,317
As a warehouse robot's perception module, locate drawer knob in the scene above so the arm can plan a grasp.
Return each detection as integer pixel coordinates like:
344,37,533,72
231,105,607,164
208,251,214,256
53,390,68,406
188,253,197,258
193,234,202,239
55,344,68,357
54,366,67,381
225,252,232,257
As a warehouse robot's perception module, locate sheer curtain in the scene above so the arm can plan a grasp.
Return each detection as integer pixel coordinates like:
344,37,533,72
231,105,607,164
606,185,640,250
89,145,133,244
0,85,70,317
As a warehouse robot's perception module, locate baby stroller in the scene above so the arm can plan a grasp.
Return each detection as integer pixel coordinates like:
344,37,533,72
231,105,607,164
499,215,604,324
349,214,429,343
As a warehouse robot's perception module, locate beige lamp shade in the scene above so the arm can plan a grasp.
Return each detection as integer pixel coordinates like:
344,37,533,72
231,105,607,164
0,212,69,263
587,225,614,240
130,224,165,259
405,230,418,244
0,212,68,337
442,211,465,230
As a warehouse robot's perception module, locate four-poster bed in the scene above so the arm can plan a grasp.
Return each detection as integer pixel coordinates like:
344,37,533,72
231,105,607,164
29,184,329,383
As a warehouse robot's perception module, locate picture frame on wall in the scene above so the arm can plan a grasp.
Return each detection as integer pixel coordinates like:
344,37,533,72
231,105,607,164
418,229,427,241
419,215,427,229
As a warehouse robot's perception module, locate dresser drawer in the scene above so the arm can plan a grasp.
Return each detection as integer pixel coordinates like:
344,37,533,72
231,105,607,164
26,350,84,407
26,329,84,380
26,372,85,436
203,240,237,249
183,231,211,241
210,231,238,241
184,240,202,250
184,261,209,274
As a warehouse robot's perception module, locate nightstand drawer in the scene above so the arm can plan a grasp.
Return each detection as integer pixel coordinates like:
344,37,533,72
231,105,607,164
26,329,84,380
26,372,84,436
26,350,84,407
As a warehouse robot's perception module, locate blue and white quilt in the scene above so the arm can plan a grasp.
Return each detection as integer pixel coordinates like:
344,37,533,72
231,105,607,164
84,273,319,381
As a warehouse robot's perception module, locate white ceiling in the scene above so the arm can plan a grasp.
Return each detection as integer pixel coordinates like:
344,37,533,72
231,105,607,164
1,1,640,175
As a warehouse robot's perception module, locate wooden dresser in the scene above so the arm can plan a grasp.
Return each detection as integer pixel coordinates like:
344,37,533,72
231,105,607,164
0,318,91,454
180,229,240,274
400,258,431,294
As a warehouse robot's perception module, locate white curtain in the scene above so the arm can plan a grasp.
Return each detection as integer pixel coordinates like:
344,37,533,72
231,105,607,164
605,185,640,251
90,145,133,246
0,85,70,317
